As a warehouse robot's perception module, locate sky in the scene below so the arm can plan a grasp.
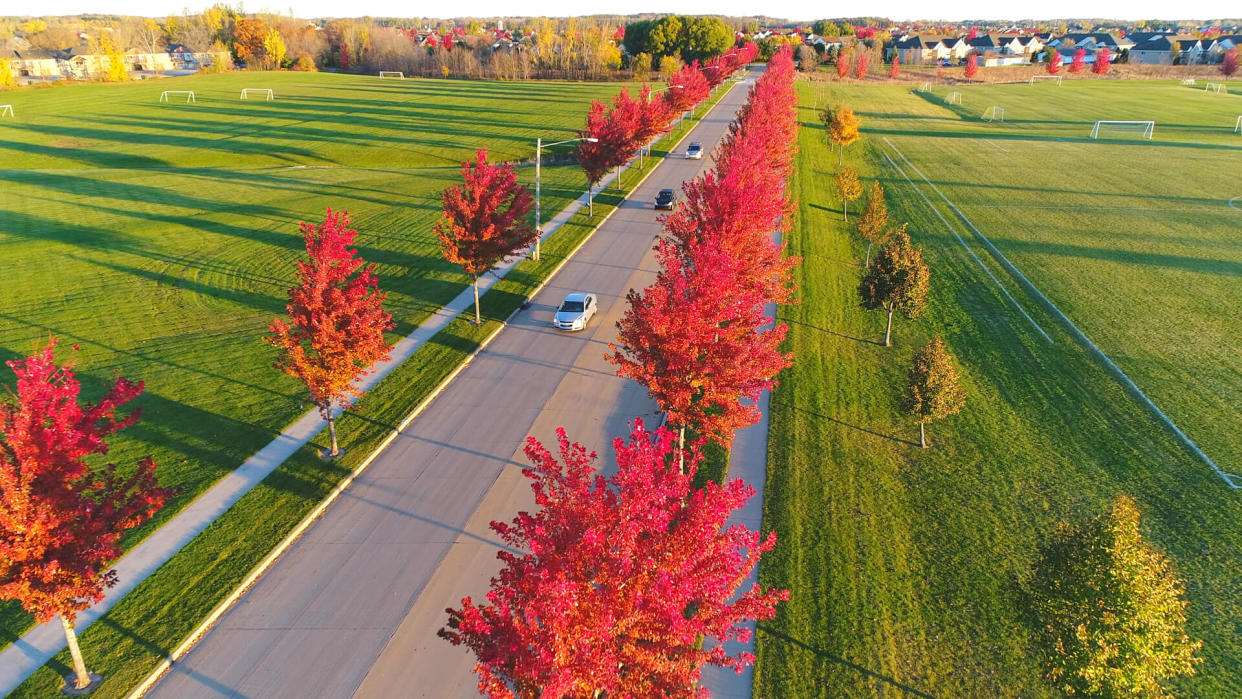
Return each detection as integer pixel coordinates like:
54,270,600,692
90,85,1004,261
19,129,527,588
13,0,1242,23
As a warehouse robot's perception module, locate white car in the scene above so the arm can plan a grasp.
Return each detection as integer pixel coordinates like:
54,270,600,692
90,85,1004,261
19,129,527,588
553,292,598,331
685,142,703,159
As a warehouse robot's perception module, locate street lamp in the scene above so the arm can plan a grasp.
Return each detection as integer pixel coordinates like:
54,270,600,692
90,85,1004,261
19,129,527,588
534,136,598,262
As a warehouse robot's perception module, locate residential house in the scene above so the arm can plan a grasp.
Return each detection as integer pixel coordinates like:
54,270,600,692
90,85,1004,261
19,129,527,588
5,48,63,79
1128,35,1177,64
1174,38,1206,64
1207,35,1242,62
891,35,927,64
964,34,997,56
126,50,175,72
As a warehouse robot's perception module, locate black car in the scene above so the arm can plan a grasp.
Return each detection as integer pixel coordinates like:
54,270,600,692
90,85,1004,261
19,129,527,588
655,188,676,210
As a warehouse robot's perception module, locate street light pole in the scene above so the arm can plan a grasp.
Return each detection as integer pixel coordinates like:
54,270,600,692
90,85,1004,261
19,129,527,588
533,136,598,263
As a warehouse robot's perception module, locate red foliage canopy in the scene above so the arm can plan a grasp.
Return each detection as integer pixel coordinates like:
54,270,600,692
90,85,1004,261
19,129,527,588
964,53,979,78
1094,48,1112,75
664,61,710,113
268,209,394,418
441,421,787,698
854,52,869,79
890,52,901,78
1069,48,1086,74
436,152,537,277
1047,50,1063,75
836,50,850,78
1221,47,1239,77
0,340,172,624
576,100,619,188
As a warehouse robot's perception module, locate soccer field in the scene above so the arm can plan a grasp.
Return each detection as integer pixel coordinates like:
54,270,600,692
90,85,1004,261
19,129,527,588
754,79,1242,697
0,71,630,637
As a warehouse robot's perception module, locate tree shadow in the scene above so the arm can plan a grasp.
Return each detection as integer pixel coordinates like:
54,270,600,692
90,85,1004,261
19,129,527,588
784,317,878,347
773,399,920,447
757,624,937,698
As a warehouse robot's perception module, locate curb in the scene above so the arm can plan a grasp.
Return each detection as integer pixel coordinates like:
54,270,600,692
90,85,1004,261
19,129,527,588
125,85,734,699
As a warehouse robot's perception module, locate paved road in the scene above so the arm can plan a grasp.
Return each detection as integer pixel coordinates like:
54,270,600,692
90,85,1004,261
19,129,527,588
147,74,755,699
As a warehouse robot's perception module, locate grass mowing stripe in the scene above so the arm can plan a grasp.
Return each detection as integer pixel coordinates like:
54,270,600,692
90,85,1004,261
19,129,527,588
879,150,1053,345
884,136,1239,490
5,83,736,699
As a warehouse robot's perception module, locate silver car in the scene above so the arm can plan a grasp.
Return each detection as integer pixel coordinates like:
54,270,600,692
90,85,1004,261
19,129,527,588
685,142,703,159
553,292,598,331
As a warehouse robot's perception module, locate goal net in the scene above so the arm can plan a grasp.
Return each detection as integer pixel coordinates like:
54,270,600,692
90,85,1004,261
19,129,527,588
0,105,12,118
947,91,962,104
240,88,274,100
159,90,196,103
1030,75,1062,85
1090,120,1154,140
1205,82,1227,94
983,105,1004,122
379,71,405,79
1235,115,1242,134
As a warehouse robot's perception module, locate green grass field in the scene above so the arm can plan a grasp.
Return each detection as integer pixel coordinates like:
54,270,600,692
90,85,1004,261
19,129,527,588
0,70,637,646
753,79,1242,696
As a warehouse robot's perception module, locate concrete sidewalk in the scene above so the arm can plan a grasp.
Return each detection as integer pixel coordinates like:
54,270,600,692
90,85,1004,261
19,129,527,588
0,145,642,695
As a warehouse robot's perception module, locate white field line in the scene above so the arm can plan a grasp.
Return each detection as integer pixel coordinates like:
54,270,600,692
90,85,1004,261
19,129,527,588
884,136,1240,490
881,151,1054,344
982,138,1009,152
0,80,744,694
1229,197,1240,210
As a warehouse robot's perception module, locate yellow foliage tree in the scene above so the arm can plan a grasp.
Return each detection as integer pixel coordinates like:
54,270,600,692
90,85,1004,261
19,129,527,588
0,59,16,89
263,27,287,69
835,166,862,222
99,33,129,82
856,181,890,265
828,105,863,165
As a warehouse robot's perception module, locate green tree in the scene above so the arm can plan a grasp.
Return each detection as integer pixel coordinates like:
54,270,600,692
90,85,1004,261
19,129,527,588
858,224,929,347
856,180,889,266
624,15,732,62
813,20,842,36
902,335,965,448
1028,496,1203,696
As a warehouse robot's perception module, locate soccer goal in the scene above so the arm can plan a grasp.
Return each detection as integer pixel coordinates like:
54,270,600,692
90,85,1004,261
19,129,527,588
240,88,274,100
1205,82,1227,94
1234,115,1242,134
0,105,12,118
160,90,196,103
917,82,931,92
379,71,405,79
1030,75,1062,85
1181,78,1196,86
983,105,1004,122
947,91,962,104
1090,120,1155,140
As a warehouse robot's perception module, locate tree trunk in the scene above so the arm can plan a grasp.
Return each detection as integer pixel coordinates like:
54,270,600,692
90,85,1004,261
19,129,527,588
61,616,92,690
842,199,848,222
588,186,593,216
328,415,340,457
678,426,686,475
884,302,895,347
865,239,873,267
919,421,927,449
838,144,844,166
472,274,481,325
615,165,621,191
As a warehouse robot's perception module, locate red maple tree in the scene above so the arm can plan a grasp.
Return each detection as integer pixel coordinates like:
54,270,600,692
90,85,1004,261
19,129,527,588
576,100,620,216
1047,50,1063,75
890,52,901,78
0,339,173,690
1221,47,1239,77
441,421,787,698
836,49,850,78
633,84,672,169
1094,48,1112,75
854,52,869,79
1070,47,1087,73
268,209,394,457
607,87,643,187
609,241,791,451
964,53,979,79
664,61,710,113
436,151,537,321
